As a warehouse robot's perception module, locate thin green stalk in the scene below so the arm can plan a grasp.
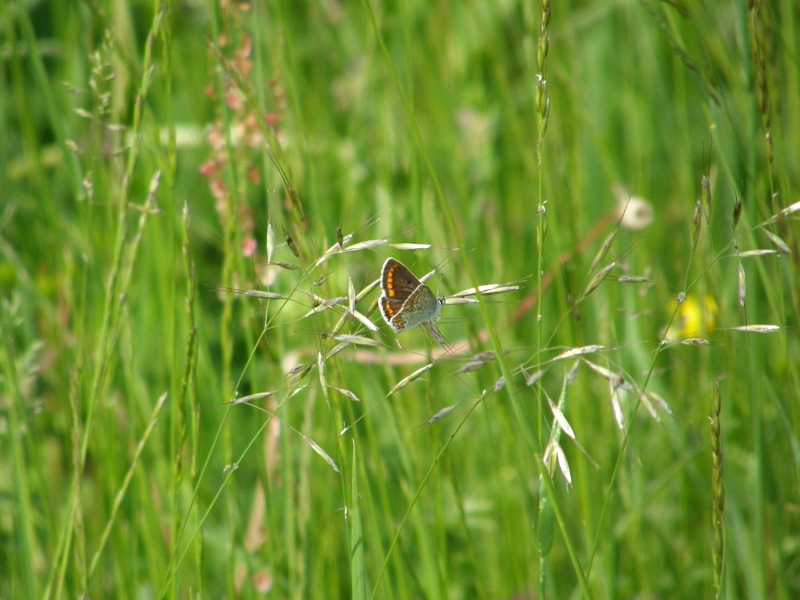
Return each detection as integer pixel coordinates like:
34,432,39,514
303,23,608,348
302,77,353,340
534,0,551,595
711,382,725,598
368,390,487,599
350,442,367,600
88,393,168,578
171,202,198,597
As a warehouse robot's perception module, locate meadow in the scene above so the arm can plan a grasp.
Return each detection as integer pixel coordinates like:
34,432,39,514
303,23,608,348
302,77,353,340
1,0,799,598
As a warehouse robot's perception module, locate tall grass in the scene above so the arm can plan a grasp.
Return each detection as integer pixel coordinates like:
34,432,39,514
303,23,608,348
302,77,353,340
1,0,798,598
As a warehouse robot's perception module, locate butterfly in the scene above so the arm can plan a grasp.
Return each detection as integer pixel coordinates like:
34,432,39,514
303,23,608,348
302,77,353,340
379,258,446,345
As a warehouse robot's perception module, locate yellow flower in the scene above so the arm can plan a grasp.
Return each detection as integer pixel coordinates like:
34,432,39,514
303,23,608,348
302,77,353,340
666,294,718,341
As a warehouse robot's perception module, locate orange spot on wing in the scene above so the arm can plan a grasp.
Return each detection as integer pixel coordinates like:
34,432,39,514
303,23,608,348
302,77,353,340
385,271,396,296
381,297,396,318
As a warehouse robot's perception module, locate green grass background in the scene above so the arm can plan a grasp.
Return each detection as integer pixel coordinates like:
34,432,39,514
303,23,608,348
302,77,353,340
1,0,799,598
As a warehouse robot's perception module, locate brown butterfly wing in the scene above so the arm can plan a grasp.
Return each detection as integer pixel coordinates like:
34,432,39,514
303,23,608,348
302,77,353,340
381,258,423,302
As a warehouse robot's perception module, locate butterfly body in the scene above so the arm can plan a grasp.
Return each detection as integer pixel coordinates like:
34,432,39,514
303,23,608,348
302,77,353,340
379,258,444,333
